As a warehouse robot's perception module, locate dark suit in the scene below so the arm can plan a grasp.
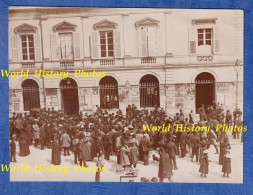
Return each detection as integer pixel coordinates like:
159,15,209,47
139,137,150,165
180,132,187,158
166,141,178,169
191,135,200,162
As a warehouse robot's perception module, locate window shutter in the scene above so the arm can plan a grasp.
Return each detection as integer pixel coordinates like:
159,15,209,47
34,34,42,61
50,33,59,60
189,27,196,55
139,28,148,57
73,32,81,60
213,26,220,54
12,35,20,62
147,27,156,57
113,30,121,58
91,31,100,59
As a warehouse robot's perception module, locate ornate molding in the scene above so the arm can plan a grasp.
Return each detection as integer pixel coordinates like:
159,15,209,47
135,17,159,28
93,19,117,30
53,21,76,31
192,18,217,25
14,23,37,33
197,55,213,61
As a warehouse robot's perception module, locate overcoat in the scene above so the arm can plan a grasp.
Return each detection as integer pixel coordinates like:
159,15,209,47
51,141,61,165
158,152,173,178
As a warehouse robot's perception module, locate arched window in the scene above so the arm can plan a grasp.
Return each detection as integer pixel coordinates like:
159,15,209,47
99,76,119,109
139,74,160,107
22,79,40,111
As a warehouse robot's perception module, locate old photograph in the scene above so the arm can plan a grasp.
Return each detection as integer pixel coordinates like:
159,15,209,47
8,7,243,183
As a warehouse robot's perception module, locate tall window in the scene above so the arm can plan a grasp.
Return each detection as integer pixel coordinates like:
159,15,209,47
197,28,212,46
138,27,156,57
20,34,34,61
100,31,114,58
59,33,73,60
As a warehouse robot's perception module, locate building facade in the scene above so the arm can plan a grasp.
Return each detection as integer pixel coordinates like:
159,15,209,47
8,7,244,115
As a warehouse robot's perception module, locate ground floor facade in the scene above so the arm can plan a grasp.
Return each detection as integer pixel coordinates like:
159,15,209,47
9,64,243,116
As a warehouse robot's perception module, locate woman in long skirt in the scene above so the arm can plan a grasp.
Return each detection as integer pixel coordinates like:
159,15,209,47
51,138,61,165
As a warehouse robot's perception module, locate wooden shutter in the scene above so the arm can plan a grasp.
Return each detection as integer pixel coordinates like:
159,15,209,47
139,28,148,57
189,27,196,55
91,31,100,59
213,26,220,54
34,34,42,61
73,32,81,60
50,33,59,60
12,35,20,62
113,30,121,58
148,27,156,57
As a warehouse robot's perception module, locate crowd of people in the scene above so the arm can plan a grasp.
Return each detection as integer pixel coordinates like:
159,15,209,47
9,103,243,182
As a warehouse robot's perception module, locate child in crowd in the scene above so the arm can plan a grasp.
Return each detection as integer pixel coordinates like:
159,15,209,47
199,150,209,178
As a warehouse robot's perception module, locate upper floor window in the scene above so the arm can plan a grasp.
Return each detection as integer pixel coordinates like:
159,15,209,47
189,18,220,55
20,34,35,61
197,28,212,46
135,17,159,57
51,21,81,61
100,31,114,57
91,19,121,59
11,23,42,62
59,33,73,60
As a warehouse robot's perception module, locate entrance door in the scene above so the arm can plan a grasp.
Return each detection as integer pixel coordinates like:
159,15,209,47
195,72,215,112
60,78,79,115
22,79,40,111
139,74,160,108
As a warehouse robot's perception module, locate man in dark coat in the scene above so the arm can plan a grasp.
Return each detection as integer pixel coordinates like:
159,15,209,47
158,147,173,183
166,138,178,170
191,133,200,162
40,123,46,150
139,134,150,165
180,131,187,158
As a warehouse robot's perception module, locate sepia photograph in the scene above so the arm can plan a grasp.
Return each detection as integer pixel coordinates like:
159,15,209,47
8,7,243,183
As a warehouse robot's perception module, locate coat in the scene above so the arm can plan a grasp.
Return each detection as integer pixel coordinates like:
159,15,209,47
222,157,231,174
79,139,93,160
51,141,61,165
60,133,70,147
158,152,173,178
40,126,46,139
166,142,177,158
33,124,40,139
139,137,150,152
199,155,209,174
120,146,130,166
219,142,229,165
19,133,30,156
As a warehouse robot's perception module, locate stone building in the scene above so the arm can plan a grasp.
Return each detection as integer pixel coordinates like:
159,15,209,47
8,7,243,115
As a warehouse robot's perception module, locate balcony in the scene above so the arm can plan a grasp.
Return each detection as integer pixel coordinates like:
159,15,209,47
60,61,74,68
100,59,115,66
21,62,35,69
141,57,156,64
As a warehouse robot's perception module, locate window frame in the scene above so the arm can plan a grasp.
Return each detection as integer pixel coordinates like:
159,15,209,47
20,33,35,62
197,28,212,46
58,32,74,60
99,30,114,59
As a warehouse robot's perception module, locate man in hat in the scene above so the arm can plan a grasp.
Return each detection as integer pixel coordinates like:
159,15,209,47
158,147,173,183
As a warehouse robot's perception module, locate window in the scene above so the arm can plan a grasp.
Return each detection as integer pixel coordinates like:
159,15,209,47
138,27,156,57
100,31,114,58
197,28,212,46
20,35,34,61
59,33,73,60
